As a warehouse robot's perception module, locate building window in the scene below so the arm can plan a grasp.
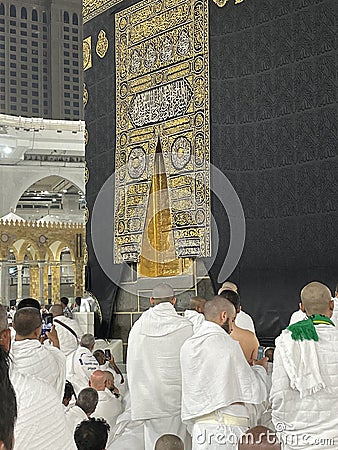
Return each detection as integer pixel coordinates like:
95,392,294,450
20,22,27,28
32,9,38,21
10,5,16,17
32,99,38,105
32,108,39,113
21,64,27,69
10,105,17,111
43,12,47,23
0,4,4,15
64,11,69,23
21,7,27,19
72,14,78,25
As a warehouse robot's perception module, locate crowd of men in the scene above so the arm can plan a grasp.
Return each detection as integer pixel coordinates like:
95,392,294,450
1,280,338,450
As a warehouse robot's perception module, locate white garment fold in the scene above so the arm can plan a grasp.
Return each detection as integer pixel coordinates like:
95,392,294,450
53,315,83,356
65,404,88,435
11,370,76,450
184,309,205,333
271,325,338,450
67,345,99,395
275,329,325,398
180,320,268,422
92,388,122,438
10,338,66,401
235,310,255,333
127,302,193,421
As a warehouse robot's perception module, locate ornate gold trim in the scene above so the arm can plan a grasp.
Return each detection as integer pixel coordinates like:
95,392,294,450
83,0,124,24
83,83,89,108
83,36,92,71
96,30,109,58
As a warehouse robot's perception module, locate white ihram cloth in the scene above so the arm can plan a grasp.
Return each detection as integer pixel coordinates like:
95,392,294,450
11,370,76,450
184,309,205,333
92,389,122,444
65,404,88,435
53,315,83,356
181,321,268,450
127,302,193,449
67,345,99,395
235,310,255,333
10,339,66,401
108,391,145,450
270,324,338,450
289,309,307,325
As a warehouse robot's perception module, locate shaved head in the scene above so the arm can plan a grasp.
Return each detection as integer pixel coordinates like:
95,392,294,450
204,296,236,333
301,282,332,316
13,307,42,337
189,296,206,313
104,370,115,389
218,281,238,295
49,304,64,317
155,434,184,450
90,370,107,391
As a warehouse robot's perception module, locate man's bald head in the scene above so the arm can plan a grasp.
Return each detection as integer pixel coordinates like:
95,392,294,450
76,387,98,416
155,434,184,450
204,296,236,333
49,304,64,318
90,370,107,391
13,307,42,338
189,296,206,313
104,370,115,389
301,282,333,316
218,281,238,295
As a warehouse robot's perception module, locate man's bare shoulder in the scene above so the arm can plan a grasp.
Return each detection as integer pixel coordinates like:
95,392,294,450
231,326,258,343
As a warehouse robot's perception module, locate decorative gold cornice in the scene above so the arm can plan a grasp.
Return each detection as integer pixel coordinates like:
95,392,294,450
83,0,248,23
83,0,124,24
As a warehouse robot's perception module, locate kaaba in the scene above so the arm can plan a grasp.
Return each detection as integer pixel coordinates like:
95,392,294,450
83,0,337,349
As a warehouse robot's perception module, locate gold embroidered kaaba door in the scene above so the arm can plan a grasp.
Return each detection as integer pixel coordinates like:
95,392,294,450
114,0,210,276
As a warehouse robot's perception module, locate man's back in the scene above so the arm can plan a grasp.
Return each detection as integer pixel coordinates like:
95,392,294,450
231,325,259,362
271,325,338,449
127,302,192,420
11,339,65,400
53,315,83,356
11,370,76,450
